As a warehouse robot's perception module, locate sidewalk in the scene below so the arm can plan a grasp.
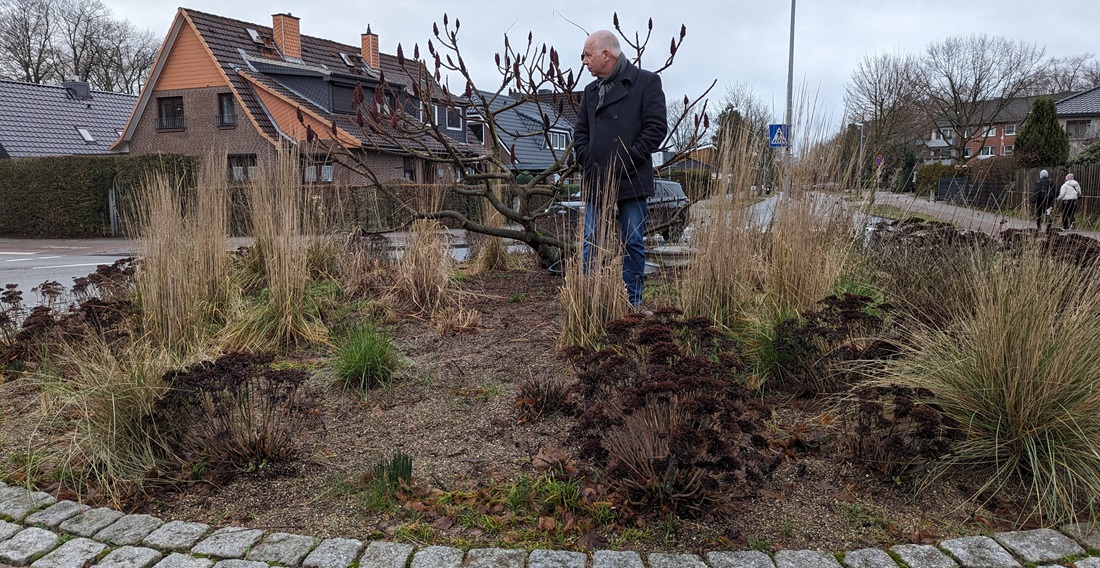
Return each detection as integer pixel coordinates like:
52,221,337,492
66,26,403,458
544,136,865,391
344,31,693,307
2,481,1100,568
872,192,1100,240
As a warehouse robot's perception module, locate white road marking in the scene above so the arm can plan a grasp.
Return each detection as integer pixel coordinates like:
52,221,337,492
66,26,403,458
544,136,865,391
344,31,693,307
0,252,34,255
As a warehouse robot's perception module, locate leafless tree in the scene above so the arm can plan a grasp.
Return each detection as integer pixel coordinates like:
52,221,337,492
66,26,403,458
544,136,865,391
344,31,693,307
1031,53,1100,94
912,34,1045,162
0,0,155,93
320,13,712,265
842,51,924,176
667,97,710,154
0,0,59,83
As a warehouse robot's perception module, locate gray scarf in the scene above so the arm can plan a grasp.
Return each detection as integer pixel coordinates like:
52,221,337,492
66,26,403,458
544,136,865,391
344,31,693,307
597,56,627,109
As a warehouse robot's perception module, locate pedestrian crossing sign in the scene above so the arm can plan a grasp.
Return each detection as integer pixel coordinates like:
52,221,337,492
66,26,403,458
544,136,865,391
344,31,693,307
769,124,790,148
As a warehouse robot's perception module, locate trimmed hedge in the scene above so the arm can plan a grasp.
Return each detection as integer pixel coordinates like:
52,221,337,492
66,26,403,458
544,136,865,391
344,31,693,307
0,154,197,238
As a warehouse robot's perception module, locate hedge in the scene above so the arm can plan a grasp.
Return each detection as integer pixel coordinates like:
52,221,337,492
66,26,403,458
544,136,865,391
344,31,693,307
0,154,197,238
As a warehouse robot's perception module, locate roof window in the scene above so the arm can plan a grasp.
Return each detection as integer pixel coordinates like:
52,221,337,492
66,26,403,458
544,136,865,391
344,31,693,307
76,127,95,143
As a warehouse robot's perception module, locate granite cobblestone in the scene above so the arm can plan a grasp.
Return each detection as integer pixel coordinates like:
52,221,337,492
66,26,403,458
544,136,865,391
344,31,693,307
1,492,1100,568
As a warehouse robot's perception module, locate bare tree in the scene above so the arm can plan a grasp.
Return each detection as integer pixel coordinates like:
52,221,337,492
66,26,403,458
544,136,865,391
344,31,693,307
843,51,923,177
667,97,710,154
1032,53,1100,94
0,0,154,93
319,13,711,265
912,34,1045,162
0,0,59,83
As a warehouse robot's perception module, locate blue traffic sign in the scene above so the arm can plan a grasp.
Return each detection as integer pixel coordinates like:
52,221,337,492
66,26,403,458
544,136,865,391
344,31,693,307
769,124,790,148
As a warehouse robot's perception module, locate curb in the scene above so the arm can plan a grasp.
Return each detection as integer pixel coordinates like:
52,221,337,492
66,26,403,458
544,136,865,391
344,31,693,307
2,482,1099,568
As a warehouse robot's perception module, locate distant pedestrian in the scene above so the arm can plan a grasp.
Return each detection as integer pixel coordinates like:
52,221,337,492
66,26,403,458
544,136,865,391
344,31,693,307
1056,173,1083,230
1030,169,1056,231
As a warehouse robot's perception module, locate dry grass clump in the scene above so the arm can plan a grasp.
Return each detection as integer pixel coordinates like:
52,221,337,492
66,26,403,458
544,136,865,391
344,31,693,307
887,248,1100,524
394,218,456,314
559,187,628,348
134,158,231,352
222,146,328,351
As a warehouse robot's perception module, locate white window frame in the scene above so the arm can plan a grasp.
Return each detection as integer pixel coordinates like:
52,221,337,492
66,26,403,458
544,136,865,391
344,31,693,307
549,131,568,151
1003,144,1014,155
963,146,973,158
1005,124,1017,136
984,126,997,137
76,127,95,143
980,146,995,156
303,165,318,183
320,164,334,182
445,107,462,131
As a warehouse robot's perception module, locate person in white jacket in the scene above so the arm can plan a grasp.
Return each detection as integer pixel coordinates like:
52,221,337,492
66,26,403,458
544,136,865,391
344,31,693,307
1056,173,1083,230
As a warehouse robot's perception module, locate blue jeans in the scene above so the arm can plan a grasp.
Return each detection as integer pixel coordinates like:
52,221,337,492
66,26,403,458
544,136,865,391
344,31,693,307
582,197,647,307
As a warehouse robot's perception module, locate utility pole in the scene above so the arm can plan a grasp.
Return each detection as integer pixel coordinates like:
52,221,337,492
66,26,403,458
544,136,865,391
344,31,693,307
783,0,795,197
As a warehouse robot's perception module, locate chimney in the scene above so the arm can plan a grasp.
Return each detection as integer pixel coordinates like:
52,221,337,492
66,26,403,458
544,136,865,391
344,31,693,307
361,25,380,69
272,13,301,59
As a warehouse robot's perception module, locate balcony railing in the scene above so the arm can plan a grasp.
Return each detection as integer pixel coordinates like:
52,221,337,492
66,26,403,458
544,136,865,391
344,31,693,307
156,116,187,130
217,113,237,127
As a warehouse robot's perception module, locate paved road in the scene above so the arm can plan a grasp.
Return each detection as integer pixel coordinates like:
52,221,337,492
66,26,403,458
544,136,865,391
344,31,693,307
0,238,137,301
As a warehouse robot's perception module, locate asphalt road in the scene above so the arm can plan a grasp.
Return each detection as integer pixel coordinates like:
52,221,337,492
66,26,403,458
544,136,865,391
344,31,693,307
0,239,136,303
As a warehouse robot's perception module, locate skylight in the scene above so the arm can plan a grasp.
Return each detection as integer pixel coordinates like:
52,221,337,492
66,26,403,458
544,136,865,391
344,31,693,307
246,29,263,44
76,127,95,143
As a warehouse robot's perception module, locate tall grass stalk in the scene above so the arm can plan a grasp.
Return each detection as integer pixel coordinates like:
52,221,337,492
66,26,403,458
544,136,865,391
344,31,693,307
889,248,1100,524
394,218,455,314
223,145,327,351
134,157,230,352
35,336,181,502
559,180,628,348
680,94,858,328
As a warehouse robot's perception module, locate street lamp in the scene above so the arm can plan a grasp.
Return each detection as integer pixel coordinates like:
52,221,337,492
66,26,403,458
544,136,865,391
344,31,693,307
854,122,865,196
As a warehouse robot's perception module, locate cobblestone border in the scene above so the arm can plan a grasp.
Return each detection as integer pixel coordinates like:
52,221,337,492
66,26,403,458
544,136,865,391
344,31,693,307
2,482,1098,568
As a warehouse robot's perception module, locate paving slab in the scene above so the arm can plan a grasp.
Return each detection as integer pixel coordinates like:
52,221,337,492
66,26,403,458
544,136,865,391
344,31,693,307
246,532,317,565
939,536,1019,568
528,550,587,568
1061,523,1100,550
360,542,414,568
0,490,56,523
152,553,215,568
142,521,212,552
994,529,1085,563
189,528,264,559
25,502,89,529
1075,558,1100,568
841,548,898,568
650,554,707,568
774,550,842,568
410,545,464,568
0,527,59,565
58,508,125,538
594,550,644,568
29,537,106,568
95,514,165,546
95,546,165,568
302,538,363,568
889,545,957,568
707,551,776,568
0,521,20,543
465,548,528,568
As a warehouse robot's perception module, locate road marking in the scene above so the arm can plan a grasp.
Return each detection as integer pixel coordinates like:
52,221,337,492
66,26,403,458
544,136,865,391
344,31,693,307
32,263,104,270
4,258,34,262
0,252,34,255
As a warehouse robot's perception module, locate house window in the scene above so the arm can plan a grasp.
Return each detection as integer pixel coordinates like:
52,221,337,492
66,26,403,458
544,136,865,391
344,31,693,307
980,146,995,156
1004,124,1016,136
549,131,568,151
157,96,185,129
963,127,973,138
403,157,417,181
1067,119,1092,137
984,126,996,137
217,93,236,127
75,127,95,143
445,107,462,130
963,146,973,158
228,154,257,182
303,156,334,183
1003,145,1014,155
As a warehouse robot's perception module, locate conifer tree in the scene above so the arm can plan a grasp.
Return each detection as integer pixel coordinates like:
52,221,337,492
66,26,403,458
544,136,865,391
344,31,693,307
1014,97,1069,167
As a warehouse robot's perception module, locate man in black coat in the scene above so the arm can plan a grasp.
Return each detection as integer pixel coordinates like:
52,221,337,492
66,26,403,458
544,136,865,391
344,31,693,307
573,29,667,309
1030,169,1056,231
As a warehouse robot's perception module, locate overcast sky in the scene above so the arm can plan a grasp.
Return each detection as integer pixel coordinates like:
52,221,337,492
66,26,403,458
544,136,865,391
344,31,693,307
100,0,1098,130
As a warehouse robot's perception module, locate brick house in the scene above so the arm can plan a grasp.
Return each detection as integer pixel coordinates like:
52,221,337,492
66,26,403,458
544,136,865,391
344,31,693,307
0,79,136,159
1055,86,1100,157
111,8,473,185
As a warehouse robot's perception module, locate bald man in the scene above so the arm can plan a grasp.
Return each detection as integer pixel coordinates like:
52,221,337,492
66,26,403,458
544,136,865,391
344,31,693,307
573,30,667,309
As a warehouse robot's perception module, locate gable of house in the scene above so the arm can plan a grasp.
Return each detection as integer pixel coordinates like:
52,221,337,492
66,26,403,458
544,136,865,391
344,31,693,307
0,80,136,159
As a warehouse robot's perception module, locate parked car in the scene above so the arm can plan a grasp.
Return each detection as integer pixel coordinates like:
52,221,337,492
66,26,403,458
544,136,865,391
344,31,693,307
549,180,691,241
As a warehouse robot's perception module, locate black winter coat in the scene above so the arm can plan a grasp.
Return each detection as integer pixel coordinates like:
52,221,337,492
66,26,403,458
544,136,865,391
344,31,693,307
573,60,667,203
1031,178,1056,208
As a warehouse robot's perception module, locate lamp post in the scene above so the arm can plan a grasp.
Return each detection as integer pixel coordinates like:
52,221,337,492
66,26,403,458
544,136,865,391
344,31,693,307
855,122,865,197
